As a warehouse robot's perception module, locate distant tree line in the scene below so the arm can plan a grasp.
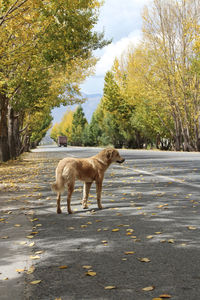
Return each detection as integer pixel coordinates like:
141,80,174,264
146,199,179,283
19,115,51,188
52,0,200,151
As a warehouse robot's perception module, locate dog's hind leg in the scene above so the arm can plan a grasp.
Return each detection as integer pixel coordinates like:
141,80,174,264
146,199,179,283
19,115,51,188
67,182,74,214
57,192,62,214
82,182,92,209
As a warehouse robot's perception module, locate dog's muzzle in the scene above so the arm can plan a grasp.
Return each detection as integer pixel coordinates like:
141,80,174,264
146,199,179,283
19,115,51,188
117,158,125,164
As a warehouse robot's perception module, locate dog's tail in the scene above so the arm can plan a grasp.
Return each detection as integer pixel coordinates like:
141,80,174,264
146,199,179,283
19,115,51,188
51,166,65,193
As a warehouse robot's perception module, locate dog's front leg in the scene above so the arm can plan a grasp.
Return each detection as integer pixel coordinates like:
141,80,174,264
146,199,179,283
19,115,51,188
57,192,62,214
96,179,103,209
82,182,92,209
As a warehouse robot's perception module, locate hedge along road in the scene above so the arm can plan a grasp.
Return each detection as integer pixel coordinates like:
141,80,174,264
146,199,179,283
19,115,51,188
0,146,200,300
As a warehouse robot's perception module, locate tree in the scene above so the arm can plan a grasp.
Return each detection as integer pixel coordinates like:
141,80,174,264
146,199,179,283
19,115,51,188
50,109,74,144
141,0,200,150
0,0,110,161
71,106,88,145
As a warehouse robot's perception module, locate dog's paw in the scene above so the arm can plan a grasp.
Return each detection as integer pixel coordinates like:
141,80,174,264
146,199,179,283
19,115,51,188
68,210,73,214
57,209,62,214
83,205,88,209
98,205,103,210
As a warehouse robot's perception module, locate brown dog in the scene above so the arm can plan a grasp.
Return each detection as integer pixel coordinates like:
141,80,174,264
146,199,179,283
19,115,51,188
52,148,125,214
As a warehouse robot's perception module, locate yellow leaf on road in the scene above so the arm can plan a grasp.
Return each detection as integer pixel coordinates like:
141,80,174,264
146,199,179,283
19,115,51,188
59,265,68,269
27,266,35,274
104,286,116,290
188,226,197,230
159,294,172,298
86,271,96,276
142,286,155,291
168,239,175,243
30,255,40,260
35,250,44,254
82,265,92,269
28,242,35,247
112,229,119,232
26,235,34,239
16,269,24,273
146,235,153,239
124,251,135,255
139,257,151,263
30,280,41,285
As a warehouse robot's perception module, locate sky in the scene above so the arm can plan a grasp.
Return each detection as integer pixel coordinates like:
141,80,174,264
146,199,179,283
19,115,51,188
80,0,151,95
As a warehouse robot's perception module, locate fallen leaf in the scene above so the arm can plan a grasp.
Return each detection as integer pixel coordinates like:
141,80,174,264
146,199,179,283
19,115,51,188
14,224,21,227
30,280,41,285
139,257,151,263
142,286,155,291
146,235,153,239
188,226,197,230
126,229,134,232
124,251,135,255
35,250,44,254
26,235,34,239
28,242,35,247
152,298,162,300
81,225,87,228
159,294,172,298
27,266,35,274
86,271,96,276
16,269,24,273
1,236,9,239
104,286,116,290
58,265,68,269
126,232,132,236
168,239,175,244
30,255,40,260
19,241,27,245
82,265,92,269
112,229,119,232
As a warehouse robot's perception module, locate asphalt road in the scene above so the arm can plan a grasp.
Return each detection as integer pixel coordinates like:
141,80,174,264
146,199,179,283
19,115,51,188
1,146,200,300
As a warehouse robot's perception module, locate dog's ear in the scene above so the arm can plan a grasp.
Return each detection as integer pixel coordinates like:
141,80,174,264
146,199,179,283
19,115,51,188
106,149,114,160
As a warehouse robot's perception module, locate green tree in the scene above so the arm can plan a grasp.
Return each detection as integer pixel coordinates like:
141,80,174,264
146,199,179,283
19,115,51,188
71,106,88,146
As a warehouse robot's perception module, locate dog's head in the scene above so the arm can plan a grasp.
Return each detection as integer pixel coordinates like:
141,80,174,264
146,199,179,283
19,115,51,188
105,148,125,164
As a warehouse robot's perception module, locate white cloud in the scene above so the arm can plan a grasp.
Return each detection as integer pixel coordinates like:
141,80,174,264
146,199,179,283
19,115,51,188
81,0,151,94
96,0,151,41
95,30,141,76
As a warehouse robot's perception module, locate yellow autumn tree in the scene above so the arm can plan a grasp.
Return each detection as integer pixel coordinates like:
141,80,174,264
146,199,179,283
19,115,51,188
50,110,74,144
0,0,110,161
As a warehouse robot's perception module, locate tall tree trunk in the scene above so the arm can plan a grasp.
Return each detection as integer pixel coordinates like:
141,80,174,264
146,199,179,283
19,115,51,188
8,105,21,159
0,93,10,162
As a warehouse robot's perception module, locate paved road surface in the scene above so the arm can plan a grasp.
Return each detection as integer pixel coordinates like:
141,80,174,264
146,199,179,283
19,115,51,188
0,146,200,300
